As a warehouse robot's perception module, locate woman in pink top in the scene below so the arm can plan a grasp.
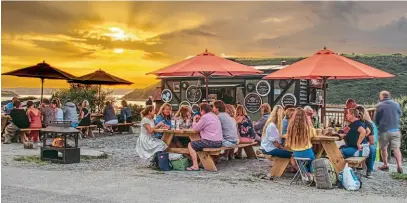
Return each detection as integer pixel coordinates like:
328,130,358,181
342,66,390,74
187,103,223,171
26,101,42,143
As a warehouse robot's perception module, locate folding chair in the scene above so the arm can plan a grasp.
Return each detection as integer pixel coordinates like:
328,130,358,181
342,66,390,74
290,157,312,185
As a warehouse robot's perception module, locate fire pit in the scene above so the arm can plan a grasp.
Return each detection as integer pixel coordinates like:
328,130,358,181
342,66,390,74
40,121,80,164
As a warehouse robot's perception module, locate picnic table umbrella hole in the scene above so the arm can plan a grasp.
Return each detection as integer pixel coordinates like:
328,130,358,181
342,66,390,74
148,49,262,99
1,61,78,102
263,47,395,126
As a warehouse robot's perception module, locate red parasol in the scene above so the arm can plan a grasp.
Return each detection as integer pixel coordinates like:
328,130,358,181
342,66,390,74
148,49,262,99
263,47,395,126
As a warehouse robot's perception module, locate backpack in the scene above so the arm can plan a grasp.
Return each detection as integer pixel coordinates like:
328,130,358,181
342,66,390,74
149,151,162,169
312,158,338,189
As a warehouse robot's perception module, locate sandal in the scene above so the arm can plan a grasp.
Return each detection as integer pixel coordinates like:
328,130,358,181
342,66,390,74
378,165,389,171
186,167,200,171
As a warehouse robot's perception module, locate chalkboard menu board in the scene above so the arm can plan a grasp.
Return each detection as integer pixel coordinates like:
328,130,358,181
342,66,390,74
244,93,262,113
281,93,297,107
186,85,202,103
246,83,255,92
256,80,271,96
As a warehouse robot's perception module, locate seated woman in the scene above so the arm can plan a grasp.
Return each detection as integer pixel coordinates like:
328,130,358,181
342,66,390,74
153,103,172,139
340,108,367,158
285,108,316,181
262,105,284,141
174,105,192,129
63,100,78,126
355,105,377,178
235,105,256,159
26,101,42,145
103,101,118,132
253,104,271,142
78,100,91,136
119,100,132,123
225,104,236,118
187,103,223,171
135,105,168,162
52,98,63,121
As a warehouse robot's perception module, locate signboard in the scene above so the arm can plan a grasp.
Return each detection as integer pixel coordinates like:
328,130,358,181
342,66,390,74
161,89,173,103
281,93,297,107
256,80,271,96
186,85,202,103
246,83,255,92
244,93,262,113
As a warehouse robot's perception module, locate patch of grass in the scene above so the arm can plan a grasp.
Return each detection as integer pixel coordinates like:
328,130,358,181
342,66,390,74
390,172,407,181
80,153,108,160
13,155,48,165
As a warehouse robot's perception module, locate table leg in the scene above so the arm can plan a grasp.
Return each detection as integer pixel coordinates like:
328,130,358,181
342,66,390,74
322,141,346,174
188,133,200,141
269,158,290,177
316,146,325,159
88,127,94,138
161,132,173,146
197,151,217,171
243,146,257,159
19,131,26,143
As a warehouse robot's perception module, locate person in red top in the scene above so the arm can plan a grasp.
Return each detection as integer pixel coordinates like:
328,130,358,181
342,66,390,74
26,101,42,144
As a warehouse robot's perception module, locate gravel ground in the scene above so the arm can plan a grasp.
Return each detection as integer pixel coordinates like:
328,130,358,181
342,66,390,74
2,133,407,199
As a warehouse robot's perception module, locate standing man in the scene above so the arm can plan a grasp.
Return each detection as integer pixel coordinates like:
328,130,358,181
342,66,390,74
375,91,403,174
145,96,153,106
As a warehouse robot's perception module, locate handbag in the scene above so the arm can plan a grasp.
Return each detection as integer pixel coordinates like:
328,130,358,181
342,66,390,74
353,143,370,157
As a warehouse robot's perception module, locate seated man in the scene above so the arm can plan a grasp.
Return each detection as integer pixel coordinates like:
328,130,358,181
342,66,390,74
187,103,223,171
213,100,238,160
3,100,30,144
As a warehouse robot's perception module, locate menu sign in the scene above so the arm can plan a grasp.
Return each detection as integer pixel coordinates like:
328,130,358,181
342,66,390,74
161,89,173,103
256,80,271,96
281,93,297,107
244,93,262,113
186,85,202,103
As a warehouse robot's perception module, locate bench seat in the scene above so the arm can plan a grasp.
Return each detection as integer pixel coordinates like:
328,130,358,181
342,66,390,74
264,155,291,177
345,156,367,168
20,128,41,132
76,125,97,129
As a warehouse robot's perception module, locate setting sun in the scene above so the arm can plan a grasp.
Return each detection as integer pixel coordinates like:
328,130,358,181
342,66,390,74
113,48,124,54
105,27,139,41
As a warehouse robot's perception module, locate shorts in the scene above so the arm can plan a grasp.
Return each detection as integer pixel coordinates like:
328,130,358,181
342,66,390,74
191,139,222,151
379,131,401,149
222,139,238,147
262,148,292,158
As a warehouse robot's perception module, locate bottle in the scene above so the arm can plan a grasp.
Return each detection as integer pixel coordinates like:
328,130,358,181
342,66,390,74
171,119,176,129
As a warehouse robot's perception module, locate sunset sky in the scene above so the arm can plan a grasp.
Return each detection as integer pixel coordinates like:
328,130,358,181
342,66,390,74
1,1,407,89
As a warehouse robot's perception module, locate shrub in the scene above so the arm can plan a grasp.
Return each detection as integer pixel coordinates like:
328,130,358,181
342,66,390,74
51,84,114,111
394,96,407,155
129,104,143,122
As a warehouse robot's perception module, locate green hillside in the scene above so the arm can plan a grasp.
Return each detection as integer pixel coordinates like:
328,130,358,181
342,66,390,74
231,54,407,104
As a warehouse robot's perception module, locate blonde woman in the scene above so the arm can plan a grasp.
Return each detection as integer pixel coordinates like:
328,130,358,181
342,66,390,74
78,100,91,127
225,104,236,118
153,103,172,139
261,105,284,140
175,105,192,129
253,104,271,140
136,105,167,161
286,108,316,177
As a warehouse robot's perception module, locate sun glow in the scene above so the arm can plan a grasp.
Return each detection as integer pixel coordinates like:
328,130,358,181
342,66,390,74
105,27,139,41
113,48,124,54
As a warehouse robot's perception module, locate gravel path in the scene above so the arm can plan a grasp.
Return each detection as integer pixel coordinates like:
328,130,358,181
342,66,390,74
2,133,407,200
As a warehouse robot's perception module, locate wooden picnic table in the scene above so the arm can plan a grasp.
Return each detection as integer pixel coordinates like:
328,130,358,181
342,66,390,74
311,135,346,174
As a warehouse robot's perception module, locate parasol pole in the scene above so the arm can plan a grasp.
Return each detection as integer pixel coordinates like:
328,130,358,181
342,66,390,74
98,84,102,113
40,78,44,103
321,76,328,128
205,74,209,100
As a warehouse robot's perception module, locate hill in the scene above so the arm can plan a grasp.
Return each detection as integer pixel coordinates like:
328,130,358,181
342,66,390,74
1,90,18,97
122,82,159,100
231,54,407,104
